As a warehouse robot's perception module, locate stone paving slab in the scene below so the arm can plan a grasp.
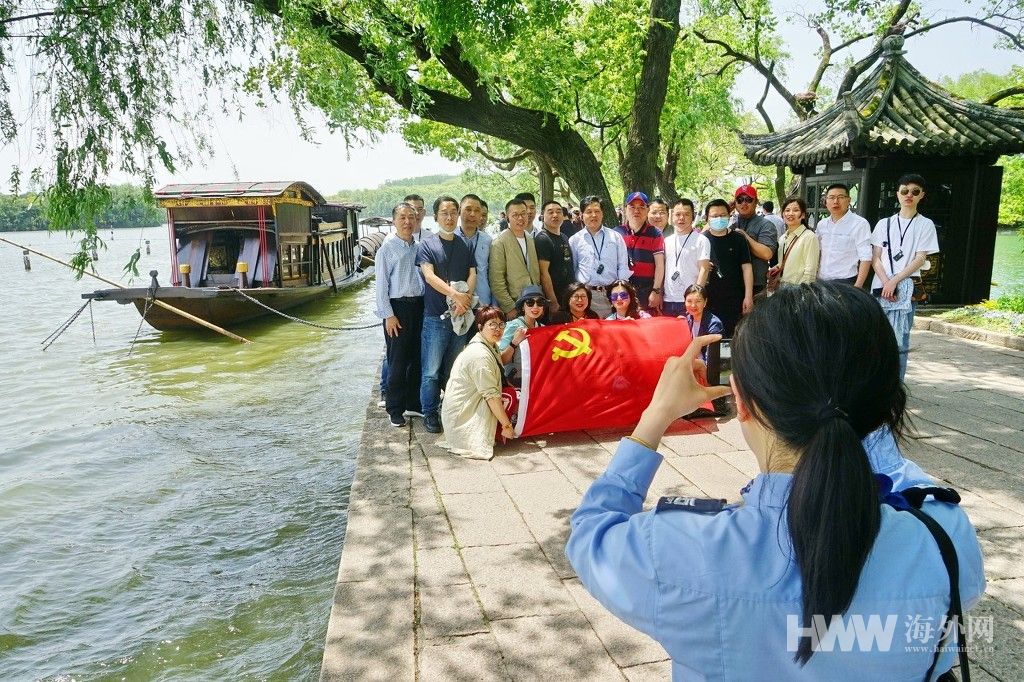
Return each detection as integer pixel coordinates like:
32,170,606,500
322,330,1024,680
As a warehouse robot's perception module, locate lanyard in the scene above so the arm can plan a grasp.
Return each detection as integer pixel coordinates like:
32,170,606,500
673,230,694,271
588,229,605,260
688,315,698,340
515,235,534,283
895,215,915,247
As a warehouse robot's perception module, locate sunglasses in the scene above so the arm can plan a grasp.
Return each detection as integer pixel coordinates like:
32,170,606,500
899,188,922,197
609,291,631,302
735,195,755,204
522,298,547,307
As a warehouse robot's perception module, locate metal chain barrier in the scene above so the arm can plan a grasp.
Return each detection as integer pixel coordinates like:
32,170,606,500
41,300,94,351
229,287,382,331
127,293,156,358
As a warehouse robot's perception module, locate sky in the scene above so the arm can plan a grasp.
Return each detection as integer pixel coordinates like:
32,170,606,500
1,0,1020,197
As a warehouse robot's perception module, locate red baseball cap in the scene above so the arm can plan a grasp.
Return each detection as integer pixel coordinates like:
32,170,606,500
734,185,758,200
625,191,649,206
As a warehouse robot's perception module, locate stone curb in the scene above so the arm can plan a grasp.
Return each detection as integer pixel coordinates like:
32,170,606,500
914,317,1024,351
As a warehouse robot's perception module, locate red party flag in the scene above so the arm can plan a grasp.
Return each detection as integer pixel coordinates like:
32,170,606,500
515,317,709,438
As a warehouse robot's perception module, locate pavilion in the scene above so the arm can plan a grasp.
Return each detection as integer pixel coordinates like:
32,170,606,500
740,34,1024,304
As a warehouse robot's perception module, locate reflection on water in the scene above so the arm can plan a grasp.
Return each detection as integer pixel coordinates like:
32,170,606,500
0,228,380,679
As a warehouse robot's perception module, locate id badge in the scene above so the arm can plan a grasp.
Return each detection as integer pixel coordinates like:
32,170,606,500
671,271,680,281
893,250,904,262
596,263,605,275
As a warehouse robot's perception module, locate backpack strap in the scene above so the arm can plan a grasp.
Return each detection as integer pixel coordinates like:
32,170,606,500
882,482,970,682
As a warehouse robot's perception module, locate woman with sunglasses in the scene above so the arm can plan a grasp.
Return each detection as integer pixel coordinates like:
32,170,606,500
606,279,651,320
497,284,548,387
870,173,939,380
568,282,984,680
439,306,516,460
550,282,600,324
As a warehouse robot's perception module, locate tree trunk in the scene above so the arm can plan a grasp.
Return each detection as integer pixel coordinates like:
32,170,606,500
657,134,681,203
534,152,555,205
618,0,681,195
774,166,787,205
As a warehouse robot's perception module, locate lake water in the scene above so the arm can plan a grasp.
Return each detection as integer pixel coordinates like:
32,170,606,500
0,225,1021,681
992,229,1024,298
0,228,380,680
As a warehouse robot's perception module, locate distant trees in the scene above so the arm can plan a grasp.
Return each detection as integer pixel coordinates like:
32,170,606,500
0,184,163,232
941,68,1024,229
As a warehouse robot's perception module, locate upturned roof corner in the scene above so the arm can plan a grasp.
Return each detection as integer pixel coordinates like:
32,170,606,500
740,35,1024,167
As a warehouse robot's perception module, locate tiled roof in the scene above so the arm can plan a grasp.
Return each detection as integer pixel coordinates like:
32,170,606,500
154,181,327,205
740,35,1024,167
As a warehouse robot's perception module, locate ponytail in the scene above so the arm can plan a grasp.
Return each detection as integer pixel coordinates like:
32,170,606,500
788,416,880,664
731,282,905,666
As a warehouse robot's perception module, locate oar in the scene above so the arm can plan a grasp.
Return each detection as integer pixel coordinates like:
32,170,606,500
0,236,252,344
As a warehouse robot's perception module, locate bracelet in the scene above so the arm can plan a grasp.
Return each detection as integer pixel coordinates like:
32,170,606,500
511,341,519,348
651,288,664,295
624,435,656,451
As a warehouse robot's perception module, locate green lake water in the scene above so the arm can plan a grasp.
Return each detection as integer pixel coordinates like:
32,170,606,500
992,229,1024,298
0,225,1021,681
0,228,381,680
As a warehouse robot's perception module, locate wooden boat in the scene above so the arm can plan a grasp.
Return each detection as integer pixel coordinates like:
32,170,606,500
84,181,377,331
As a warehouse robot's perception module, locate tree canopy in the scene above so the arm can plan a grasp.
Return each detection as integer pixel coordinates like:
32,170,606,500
1,0,1022,252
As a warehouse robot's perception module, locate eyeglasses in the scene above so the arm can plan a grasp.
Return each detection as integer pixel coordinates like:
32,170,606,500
825,194,849,201
735,195,755,204
609,291,631,302
899,188,922,197
522,298,547,307
437,210,458,217
484,320,506,330
569,292,588,301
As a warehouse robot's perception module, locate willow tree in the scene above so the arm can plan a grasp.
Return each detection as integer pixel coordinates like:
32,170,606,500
2,0,738,251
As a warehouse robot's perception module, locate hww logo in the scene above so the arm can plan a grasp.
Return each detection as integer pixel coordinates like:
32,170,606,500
787,614,898,653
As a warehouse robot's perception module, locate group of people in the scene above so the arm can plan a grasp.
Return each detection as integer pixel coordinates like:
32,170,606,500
374,173,938,453
374,181,983,681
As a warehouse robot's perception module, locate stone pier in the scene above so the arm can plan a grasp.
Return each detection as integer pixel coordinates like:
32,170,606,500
321,330,1024,681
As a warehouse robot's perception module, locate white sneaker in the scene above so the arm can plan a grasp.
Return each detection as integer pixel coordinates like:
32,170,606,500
403,410,425,418
377,399,386,408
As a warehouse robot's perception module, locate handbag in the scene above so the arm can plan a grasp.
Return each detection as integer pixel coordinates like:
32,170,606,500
911,276,928,303
766,230,804,294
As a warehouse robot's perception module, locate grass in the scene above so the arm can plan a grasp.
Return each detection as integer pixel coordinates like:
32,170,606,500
933,288,1024,337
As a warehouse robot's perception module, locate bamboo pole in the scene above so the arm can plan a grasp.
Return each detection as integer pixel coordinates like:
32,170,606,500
0,236,252,344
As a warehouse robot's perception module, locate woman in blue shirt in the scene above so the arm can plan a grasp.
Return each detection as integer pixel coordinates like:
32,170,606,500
567,282,984,681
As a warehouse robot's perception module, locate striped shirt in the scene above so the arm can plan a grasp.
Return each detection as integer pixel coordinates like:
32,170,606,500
614,223,664,289
374,232,424,319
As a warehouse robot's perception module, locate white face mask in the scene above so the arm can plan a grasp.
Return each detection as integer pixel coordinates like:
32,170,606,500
708,216,730,232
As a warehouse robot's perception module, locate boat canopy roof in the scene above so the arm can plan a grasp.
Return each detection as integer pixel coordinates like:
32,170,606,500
155,181,327,207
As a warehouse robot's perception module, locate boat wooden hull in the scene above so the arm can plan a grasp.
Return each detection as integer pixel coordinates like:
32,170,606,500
83,272,371,331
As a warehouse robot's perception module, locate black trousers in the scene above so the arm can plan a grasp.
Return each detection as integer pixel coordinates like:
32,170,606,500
385,297,424,418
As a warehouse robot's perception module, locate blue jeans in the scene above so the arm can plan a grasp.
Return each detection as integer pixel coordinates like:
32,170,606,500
420,314,467,417
899,303,916,381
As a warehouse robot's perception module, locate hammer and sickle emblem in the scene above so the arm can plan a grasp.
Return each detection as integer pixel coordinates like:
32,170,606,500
551,327,593,361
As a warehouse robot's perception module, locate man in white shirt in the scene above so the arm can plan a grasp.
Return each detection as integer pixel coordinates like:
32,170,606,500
871,173,940,380
761,201,785,240
817,183,872,287
569,195,631,319
662,198,711,316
